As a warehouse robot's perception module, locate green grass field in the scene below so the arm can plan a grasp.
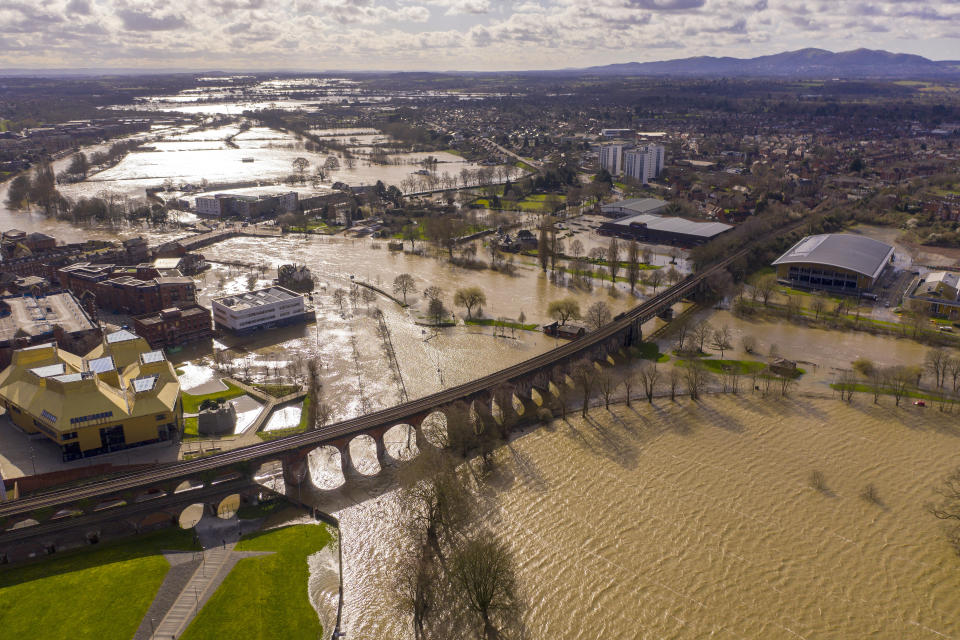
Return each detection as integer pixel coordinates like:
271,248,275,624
181,380,246,413
464,318,539,331
631,342,670,363
180,524,332,640
0,528,198,640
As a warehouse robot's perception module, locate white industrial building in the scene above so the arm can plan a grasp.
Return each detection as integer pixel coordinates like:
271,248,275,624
211,286,313,333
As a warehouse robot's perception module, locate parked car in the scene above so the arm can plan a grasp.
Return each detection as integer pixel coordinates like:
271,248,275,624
914,400,926,407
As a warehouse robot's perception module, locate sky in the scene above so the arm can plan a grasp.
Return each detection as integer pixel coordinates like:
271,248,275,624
1,0,959,71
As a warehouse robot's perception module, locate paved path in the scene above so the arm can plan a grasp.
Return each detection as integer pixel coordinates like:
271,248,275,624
151,544,236,639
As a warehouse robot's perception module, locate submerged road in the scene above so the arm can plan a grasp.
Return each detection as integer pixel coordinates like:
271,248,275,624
0,239,755,519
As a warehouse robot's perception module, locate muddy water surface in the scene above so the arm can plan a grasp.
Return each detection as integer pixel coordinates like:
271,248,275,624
322,396,960,639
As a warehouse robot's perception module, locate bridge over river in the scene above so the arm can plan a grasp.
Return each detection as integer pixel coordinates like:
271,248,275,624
0,234,764,556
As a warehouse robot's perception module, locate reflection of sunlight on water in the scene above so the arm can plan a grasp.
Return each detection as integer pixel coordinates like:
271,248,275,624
176,362,216,392
231,396,263,434
383,425,419,461
263,405,302,431
308,531,341,636
349,436,381,476
309,447,345,490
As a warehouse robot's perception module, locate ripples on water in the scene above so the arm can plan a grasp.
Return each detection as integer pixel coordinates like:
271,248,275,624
307,396,960,639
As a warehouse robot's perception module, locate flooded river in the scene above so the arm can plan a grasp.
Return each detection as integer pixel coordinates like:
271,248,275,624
311,395,960,639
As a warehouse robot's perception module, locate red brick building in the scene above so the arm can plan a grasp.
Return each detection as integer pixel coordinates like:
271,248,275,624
132,305,213,349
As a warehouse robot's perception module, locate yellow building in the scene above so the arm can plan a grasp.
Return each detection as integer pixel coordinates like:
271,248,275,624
0,329,181,461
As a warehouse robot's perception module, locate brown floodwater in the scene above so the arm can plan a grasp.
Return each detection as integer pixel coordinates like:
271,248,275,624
312,395,960,639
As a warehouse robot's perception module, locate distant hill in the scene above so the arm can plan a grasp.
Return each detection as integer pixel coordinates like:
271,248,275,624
564,48,958,78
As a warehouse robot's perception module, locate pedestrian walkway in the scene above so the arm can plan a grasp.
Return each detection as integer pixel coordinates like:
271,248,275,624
151,543,236,639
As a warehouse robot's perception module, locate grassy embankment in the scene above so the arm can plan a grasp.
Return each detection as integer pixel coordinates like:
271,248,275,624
181,381,246,413
180,524,332,640
0,528,199,640
464,318,539,331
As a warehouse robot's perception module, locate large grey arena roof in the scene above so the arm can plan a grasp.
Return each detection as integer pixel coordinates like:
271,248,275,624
772,234,894,280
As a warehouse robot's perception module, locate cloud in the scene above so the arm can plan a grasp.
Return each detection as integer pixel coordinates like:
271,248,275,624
117,9,188,31
0,0,957,70
630,0,705,10
66,0,92,15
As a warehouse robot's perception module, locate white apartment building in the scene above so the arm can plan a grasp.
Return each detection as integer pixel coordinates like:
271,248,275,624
599,143,627,175
211,286,311,333
624,144,666,185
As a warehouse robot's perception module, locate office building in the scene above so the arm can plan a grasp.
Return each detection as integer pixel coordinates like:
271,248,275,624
212,286,314,334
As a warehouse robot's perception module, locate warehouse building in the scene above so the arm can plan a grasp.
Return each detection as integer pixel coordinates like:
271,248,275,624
0,330,181,460
771,234,894,293
600,198,668,218
599,213,732,247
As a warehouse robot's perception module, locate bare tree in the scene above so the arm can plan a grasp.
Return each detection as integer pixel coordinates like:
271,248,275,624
668,368,681,401
710,325,733,359
571,360,597,417
692,321,712,354
637,362,660,403
454,287,486,319
754,273,777,306
742,334,757,354
674,318,690,352
626,240,641,293
684,360,711,401
569,238,584,260
622,368,636,407
927,348,950,389
888,366,914,406
597,370,618,409
585,301,612,331
811,295,827,320
332,288,347,313
451,536,523,640
607,237,621,284
648,269,665,293
393,273,417,304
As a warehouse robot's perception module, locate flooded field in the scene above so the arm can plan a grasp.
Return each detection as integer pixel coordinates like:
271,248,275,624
322,395,960,639
704,309,931,386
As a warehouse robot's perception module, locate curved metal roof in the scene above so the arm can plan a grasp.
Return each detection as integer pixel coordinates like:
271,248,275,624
772,234,894,280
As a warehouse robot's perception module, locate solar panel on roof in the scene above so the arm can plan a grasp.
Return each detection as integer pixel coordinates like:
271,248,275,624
30,363,65,378
87,356,115,373
132,375,158,392
106,329,138,343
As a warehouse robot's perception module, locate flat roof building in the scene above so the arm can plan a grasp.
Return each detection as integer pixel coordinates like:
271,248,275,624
0,291,102,368
0,330,181,460
211,286,314,334
771,234,894,293
599,213,732,247
600,198,669,218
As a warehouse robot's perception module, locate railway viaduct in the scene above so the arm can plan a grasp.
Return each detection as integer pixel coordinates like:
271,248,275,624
0,244,749,558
